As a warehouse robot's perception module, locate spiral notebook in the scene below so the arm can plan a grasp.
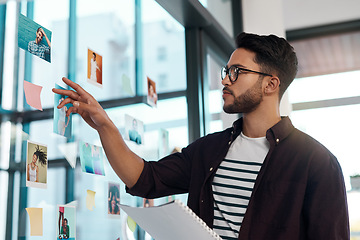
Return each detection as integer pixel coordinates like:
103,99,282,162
120,199,222,240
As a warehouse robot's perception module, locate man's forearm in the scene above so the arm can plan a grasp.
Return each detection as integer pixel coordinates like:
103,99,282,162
97,120,144,188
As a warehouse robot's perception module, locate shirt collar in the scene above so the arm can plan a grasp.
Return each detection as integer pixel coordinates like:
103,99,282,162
267,116,294,145
231,116,294,146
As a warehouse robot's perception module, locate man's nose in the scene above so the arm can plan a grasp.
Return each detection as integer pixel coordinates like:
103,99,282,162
221,74,232,86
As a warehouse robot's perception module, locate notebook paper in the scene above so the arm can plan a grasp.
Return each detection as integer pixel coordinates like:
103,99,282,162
120,200,222,240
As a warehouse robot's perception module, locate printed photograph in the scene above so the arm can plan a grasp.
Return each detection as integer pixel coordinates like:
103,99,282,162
18,14,52,62
108,182,120,216
57,205,76,240
87,48,103,87
146,76,158,108
79,141,105,176
143,198,154,208
26,140,47,189
124,114,144,145
53,84,72,138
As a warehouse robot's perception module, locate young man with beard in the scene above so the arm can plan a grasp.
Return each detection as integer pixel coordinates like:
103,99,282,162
28,27,51,60
53,32,349,239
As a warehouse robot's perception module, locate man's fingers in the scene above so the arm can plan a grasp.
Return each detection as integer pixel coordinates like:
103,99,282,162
66,106,78,117
56,97,73,109
72,100,98,115
52,88,80,101
61,77,92,98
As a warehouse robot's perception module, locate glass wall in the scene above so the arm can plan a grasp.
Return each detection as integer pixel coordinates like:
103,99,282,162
0,0,196,239
141,0,186,94
203,35,239,134
75,0,136,101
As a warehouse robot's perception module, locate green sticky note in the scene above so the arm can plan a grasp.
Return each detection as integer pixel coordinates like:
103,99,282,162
127,215,137,232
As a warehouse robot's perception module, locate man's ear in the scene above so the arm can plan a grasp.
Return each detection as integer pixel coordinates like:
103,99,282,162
264,76,280,95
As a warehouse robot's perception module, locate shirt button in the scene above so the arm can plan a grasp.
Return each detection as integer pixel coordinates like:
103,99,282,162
201,200,204,203
209,167,213,171
228,141,231,145
276,138,280,143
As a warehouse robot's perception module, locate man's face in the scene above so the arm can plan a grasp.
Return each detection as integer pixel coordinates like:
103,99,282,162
222,48,264,114
36,30,43,44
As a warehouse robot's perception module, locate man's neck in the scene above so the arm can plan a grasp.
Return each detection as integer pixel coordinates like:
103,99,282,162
241,104,281,138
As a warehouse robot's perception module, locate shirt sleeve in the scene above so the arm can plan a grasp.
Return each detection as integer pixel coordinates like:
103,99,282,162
126,142,196,199
28,42,32,52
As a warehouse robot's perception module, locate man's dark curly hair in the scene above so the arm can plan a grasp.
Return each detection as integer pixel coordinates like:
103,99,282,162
236,32,298,99
34,145,47,166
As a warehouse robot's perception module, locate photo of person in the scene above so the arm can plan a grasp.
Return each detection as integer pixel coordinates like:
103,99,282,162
57,205,76,240
18,14,52,62
26,140,47,189
108,182,120,216
146,76,158,108
143,198,154,208
124,114,144,145
53,84,72,138
79,141,105,176
87,48,102,87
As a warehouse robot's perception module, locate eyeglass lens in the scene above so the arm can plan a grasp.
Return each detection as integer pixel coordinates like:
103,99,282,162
221,66,238,82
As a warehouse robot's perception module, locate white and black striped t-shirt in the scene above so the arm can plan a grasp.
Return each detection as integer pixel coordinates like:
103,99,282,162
212,132,270,239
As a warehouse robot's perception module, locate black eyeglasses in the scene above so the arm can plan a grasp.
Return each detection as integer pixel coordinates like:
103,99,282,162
221,65,272,83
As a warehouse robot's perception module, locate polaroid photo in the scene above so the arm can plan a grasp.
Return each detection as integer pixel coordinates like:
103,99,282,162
26,140,47,189
56,205,76,240
18,14,52,62
124,114,144,145
108,182,121,217
87,48,103,88
79,141,105,176
53,84,72,138
146,76,158,108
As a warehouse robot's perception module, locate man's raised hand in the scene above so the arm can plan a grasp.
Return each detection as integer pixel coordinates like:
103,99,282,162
52,77,112,131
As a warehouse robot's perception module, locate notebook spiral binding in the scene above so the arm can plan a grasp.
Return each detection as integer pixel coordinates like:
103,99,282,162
174,199,223,240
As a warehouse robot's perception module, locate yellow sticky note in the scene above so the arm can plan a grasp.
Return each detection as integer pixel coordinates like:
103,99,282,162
86,190,96,211
25,208,43,236
127,215,137,232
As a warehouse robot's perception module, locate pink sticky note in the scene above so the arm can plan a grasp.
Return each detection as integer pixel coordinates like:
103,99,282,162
24,80,43,111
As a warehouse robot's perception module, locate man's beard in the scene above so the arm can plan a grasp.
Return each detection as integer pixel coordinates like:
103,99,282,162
223,78,263,114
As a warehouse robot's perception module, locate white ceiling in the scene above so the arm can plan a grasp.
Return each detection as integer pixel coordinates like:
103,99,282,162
283,0,360,30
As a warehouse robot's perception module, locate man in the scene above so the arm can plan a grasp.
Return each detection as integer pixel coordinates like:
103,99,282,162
28,27,51,61
53,32,349,239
